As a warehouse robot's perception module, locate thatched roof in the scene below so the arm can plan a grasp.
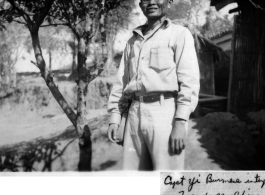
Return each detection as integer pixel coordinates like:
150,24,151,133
207,28,233,40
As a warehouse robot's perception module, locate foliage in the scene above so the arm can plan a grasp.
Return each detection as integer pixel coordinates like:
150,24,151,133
167,0,191,20
0,0,132,90
201,8,233,37
38,26,70,70
166,0,233,37
0,0,132,171
0,23,28,87
0,0,130,38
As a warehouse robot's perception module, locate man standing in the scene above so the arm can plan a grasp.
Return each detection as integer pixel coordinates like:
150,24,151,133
107,0,200,170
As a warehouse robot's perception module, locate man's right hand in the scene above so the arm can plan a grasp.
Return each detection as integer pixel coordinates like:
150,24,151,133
107,123,119,143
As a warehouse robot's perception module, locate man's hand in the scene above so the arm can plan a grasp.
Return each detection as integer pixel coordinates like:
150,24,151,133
169,119,187,155
108,123,120,144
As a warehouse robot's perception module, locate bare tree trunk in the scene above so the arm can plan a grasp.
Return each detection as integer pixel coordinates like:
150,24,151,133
31,29,92,171
72,35,77,73
104,29,115,75
30,30,77,128
49,48,52,71
76,37,92,171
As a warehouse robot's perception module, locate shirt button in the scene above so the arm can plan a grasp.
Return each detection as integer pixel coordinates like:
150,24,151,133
141,57,144,60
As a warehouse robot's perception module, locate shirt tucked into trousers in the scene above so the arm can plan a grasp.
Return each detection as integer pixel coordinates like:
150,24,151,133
108,18,200,170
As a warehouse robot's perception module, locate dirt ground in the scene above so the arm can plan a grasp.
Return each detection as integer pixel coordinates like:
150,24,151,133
0,76,264,172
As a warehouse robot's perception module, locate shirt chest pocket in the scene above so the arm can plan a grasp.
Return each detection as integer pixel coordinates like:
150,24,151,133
149,47,174,71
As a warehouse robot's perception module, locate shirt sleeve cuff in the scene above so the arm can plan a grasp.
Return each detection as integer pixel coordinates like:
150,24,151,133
175,105,191,121
109,112,122,125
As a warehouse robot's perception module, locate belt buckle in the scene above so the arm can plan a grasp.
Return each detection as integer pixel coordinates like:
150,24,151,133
139,96,144,102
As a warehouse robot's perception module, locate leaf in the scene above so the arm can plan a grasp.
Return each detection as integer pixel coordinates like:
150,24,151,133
6,15,13,23
0,23,6,31
0,10,5,17
26,3,33,12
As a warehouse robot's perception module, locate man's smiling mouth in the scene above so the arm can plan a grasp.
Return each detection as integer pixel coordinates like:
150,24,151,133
147,7,158,12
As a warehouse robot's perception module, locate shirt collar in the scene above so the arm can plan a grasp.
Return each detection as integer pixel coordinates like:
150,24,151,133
132,18,172,36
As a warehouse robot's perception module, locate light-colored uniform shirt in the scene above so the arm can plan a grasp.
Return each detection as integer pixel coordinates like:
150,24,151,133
108,18,200,125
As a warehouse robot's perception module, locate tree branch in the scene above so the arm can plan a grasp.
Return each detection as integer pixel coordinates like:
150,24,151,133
88,67,104,83
76,18,85,25
35,0,55,27
58,0,78,37
13,19,26,25
89,9,102,40
30,60,38,67
40,23,67,27
7,0,32,25
69,0,78,14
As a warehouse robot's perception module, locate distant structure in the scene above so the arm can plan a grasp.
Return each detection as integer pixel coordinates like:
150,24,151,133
208,28,233,55
211,0,265,113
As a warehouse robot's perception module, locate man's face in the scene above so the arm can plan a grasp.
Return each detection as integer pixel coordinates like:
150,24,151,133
139,0,172,21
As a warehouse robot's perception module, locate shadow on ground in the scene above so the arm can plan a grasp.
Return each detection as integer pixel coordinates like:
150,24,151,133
190,112,265,170
2,111,264,172
0,114,123,172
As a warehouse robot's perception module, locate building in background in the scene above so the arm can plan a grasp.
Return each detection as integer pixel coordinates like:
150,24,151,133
209,28,233,55
211,0,265,113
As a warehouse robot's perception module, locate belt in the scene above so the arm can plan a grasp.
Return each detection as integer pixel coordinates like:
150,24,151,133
133,92,177,103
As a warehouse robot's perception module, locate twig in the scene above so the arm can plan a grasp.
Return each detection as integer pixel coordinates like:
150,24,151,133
30,60,38,67
40,23,67,27
7,0,32,25
58,0,78,37
13,19,26,25
35,0,55,27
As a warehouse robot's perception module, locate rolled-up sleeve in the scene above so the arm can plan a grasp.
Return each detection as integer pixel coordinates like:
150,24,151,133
174,28,200,121
107,44,130,125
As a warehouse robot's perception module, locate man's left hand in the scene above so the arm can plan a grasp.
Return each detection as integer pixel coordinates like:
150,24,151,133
169,119,187,155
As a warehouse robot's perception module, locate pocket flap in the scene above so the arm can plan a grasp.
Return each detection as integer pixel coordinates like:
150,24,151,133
151,47,172,55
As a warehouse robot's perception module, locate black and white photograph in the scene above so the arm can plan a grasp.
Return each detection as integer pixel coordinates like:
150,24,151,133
0,0,264,194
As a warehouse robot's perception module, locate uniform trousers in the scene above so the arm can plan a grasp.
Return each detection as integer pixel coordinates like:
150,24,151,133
122,97,188,171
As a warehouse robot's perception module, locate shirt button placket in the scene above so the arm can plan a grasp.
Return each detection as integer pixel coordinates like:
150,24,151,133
136,36,145,92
